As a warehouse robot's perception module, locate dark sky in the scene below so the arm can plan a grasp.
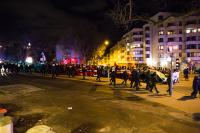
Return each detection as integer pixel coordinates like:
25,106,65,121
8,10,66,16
0,0,198,45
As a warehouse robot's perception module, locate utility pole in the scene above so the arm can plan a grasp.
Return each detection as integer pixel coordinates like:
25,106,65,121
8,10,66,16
169,53,173,96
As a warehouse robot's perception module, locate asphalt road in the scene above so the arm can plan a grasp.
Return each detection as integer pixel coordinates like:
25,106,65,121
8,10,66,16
0,75,200,133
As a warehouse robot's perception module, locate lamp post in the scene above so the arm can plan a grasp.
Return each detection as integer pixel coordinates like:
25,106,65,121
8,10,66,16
167,46,177,96
169,53,173,96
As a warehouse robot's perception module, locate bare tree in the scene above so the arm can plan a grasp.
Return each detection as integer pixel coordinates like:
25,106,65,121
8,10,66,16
109,0,155,30
109,0,200,30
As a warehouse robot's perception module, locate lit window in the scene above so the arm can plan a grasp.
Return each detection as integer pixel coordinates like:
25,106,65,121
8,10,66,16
198,28,200,32
186,29,190,33
173,45,178,50
159,45,164,50
193,29,197,33
167,31,174,35
159,31,164,35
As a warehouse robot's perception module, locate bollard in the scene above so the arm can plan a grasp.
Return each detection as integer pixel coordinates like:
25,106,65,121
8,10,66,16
0,108,13,133
0,116,13,133
26,125,55,133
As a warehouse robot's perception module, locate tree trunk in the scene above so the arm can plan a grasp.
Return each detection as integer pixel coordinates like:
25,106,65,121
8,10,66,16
129,0,132,20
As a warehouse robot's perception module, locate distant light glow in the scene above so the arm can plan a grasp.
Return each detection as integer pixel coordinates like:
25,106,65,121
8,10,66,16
161,60,168,67
0,60,2,63
193,29,197,33
25,57,33,64
159,31,164,35
104,40,109,45
28,43,31,46
167,57,171,62
186,29,191,33
147,58,154,66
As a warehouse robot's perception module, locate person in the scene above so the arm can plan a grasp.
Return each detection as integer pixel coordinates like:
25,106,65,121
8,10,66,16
72,65,76,77
176,70,180,83
51,61,56,79
130,69,136,88
82,65,86,80
145,70,151,90
96,66,102,82
68,65,72,78
149,72,159,94
130,68,139,90
41,64,46,76
110,67,116,86
138,69,142,86
121,69,128,86
183,67,189,80
167,72,173,95
191,75,200,98
0,65,7,77
134,69,140,90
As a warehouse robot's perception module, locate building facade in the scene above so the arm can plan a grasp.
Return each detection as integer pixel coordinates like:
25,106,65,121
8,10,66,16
108,12,200,68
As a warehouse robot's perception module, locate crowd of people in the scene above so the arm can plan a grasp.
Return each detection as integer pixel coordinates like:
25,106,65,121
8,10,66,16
0,61,200,98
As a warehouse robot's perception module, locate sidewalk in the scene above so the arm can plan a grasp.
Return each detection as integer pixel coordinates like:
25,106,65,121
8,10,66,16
21,73,200,114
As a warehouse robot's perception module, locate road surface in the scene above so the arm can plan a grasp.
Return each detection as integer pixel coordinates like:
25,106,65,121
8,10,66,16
0,75,199,133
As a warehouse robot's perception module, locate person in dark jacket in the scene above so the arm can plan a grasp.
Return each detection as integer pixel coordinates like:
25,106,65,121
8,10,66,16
51,61,57,79
183,67,189,80
191,75,200,98
130,69,139,90
145,70,151,90
149,72,159,94
121,69,128,86
82,65,86,80
96,67,102,82
166,72,173,95
130,69,136,88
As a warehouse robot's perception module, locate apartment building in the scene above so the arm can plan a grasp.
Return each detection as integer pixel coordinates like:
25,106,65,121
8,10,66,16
150,12,200,68
109,28,144,66
109,11,200,68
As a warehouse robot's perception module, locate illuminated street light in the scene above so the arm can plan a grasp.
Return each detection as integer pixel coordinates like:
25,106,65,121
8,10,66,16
25,57,33,64
104,40,109,45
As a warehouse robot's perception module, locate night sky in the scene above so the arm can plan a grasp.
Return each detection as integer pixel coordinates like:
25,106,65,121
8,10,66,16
0,0,199,46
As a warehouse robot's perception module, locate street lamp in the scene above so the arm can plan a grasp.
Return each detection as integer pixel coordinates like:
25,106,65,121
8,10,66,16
104,40,109,45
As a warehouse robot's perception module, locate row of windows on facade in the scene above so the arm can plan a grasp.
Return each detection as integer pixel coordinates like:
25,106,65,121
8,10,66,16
129,33,200,45
158,36,200,43
158,53,182,58
187,52,200,57
158,52,200,58
157,16,200,26
159,28,200,35
125,18,200,38
126,51,143,55
158,44,200,50
145,19,200,31
127,28,200,43
118,54,151,61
